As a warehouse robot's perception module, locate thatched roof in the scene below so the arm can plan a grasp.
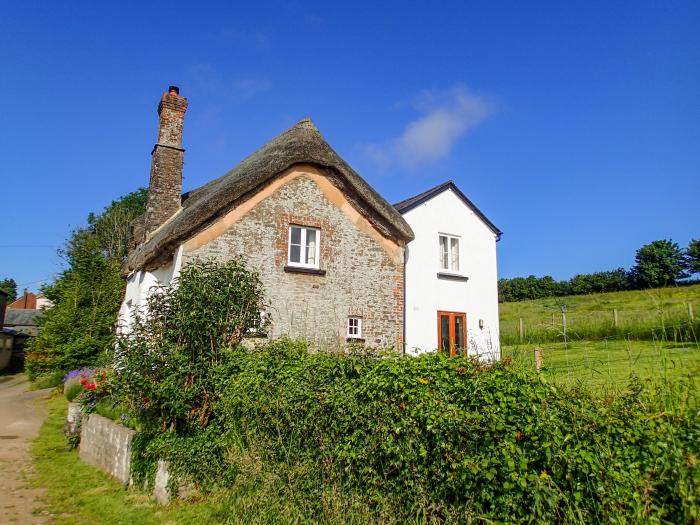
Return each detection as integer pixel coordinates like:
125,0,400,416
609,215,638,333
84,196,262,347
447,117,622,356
127,119,414,272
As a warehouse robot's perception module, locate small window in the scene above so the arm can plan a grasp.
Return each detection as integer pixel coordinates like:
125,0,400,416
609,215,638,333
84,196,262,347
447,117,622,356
347,317,362,338
439,234,460,271
247,311,269,335
288,226,320,269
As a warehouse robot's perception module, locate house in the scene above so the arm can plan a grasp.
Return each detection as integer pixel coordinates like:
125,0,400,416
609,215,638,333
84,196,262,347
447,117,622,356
0,291,40,371
120,87,501,356
7,288,53,310
395,182,502,359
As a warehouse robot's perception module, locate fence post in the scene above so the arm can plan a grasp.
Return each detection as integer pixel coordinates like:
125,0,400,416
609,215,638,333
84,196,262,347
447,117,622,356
561,305,568,349
613,308,619,328
534,347,544,373
519,318,524,343
689,303,695,321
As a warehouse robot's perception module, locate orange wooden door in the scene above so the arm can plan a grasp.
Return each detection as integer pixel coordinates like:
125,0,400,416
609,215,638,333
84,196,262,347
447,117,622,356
437,311,467,356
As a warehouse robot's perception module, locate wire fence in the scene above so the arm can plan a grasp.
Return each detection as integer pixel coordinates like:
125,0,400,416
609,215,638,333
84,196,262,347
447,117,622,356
503,327,700,392
500,300,698,346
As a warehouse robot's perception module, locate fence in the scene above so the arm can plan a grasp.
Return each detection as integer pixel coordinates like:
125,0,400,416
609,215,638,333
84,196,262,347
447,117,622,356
503,333,700,391
500,301,698,346
499,294,700,390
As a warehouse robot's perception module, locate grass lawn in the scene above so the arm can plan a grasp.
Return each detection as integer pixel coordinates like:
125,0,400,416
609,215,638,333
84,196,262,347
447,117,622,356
503,339,700,391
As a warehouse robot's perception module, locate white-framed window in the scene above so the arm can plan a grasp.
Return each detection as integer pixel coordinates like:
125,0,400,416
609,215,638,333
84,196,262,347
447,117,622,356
247,311,269,335
288,225,320,269
439,234,460,272
347,317,362,338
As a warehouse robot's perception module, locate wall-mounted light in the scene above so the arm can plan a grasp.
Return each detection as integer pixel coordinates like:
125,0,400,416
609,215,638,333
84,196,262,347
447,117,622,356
478,319,484,329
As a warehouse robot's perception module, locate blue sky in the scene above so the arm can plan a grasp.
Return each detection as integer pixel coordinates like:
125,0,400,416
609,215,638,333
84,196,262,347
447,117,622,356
1,1,698,291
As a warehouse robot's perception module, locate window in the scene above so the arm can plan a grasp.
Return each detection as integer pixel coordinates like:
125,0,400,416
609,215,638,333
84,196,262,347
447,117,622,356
288,226,320,269
439,234,460,272
347,317,362,338
437,311,467,356
247,311,269,335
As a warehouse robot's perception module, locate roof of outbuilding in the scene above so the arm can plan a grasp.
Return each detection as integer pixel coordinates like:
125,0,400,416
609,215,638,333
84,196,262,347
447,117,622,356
4,308,42,327
127,119,415,272
393,180,502,239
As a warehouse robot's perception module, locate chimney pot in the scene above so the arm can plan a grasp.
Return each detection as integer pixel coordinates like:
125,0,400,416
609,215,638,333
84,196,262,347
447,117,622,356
168,85,180,95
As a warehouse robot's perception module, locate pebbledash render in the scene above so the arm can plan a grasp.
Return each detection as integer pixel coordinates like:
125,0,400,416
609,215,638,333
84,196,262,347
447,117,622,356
120,86,501,356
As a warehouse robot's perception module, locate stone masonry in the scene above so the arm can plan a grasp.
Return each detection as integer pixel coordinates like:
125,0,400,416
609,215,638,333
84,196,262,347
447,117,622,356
182,174,405,349
144,87,188,235
79,413,135,485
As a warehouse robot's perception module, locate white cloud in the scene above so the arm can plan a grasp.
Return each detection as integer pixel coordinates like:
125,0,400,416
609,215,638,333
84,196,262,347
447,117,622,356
365,85,492,168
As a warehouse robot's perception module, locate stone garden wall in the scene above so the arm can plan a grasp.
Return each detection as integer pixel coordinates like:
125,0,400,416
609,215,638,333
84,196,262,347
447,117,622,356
79,413,135,485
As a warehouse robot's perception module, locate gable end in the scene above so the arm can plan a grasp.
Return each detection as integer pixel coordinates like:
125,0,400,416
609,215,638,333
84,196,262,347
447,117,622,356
394,181,502,240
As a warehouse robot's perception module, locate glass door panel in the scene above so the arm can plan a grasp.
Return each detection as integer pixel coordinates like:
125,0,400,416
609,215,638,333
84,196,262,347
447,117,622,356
437,311,467,357
454,315,464,355
440,314,451,353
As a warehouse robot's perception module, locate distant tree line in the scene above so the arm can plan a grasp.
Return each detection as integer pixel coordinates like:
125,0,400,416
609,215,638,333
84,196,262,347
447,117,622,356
499,238,700,302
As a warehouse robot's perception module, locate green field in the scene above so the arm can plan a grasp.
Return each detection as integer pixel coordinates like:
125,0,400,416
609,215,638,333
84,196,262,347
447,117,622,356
503,340,700,391
499,283,700,345
499,284,700,390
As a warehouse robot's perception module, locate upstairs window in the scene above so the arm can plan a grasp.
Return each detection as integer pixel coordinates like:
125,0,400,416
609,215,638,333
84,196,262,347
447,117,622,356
439,234,460,272
288,226,320,269
347,317,362,339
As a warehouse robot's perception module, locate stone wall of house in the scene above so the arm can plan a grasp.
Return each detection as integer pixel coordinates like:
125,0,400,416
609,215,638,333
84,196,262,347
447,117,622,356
79,414,135,485
182,174,405,349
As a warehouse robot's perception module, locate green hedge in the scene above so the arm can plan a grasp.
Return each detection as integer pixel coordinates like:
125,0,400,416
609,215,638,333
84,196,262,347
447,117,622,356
134,341,699,523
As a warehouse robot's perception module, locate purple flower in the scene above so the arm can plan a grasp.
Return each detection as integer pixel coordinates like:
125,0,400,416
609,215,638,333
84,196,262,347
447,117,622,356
63,368,97,383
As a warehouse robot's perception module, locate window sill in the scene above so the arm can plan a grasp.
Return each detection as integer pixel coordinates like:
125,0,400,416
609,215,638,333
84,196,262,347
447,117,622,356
346,337,365,343
284,265,326,276
437,272,469,282
244,332,268,339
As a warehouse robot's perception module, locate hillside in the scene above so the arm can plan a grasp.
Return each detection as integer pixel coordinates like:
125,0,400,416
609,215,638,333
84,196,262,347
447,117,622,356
499,283,700,345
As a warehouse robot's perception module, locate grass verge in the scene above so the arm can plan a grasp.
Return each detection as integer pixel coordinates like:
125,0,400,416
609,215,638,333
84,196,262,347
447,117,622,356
32,395,377,524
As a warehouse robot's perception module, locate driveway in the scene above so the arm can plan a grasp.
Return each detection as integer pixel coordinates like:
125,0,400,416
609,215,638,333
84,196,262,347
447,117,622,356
0,374,53,524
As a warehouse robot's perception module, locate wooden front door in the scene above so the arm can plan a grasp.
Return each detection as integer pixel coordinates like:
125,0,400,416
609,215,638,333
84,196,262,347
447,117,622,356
437,311,467,356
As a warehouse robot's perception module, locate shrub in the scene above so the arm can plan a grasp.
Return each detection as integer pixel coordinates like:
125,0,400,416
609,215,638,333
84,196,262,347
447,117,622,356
115,258,266,434
129,342,699,523
32,370,67,390
63,380,83,402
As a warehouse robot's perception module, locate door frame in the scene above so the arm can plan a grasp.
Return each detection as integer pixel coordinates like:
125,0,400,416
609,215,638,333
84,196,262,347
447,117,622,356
437,310,467,357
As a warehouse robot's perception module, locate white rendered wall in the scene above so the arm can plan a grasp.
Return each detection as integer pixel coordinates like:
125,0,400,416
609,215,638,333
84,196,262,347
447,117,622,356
403,189,500,360
118,245,183,333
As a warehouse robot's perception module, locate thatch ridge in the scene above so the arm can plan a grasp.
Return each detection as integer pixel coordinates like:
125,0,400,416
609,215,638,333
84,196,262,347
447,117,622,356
127,119,414,272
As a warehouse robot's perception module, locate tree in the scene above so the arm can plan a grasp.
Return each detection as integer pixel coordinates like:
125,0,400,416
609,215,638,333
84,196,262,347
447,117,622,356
25,189,147,381
629,240,689,289
116,258,266,432
687,238,700,275
0,278,17,301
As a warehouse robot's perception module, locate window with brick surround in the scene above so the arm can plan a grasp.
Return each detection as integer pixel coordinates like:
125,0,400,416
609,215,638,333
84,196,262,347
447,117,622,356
288,225,320,269
347,317,362,338
247,311,269,336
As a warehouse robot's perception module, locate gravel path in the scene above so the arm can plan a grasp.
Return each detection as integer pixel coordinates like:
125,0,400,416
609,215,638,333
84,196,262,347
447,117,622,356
0,374,53,524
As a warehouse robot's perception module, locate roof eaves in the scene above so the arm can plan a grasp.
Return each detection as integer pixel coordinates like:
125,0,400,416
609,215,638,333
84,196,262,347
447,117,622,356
393,181,503,240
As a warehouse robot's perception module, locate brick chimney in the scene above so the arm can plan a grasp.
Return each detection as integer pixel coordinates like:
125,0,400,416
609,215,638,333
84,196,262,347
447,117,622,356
144,86,188,234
